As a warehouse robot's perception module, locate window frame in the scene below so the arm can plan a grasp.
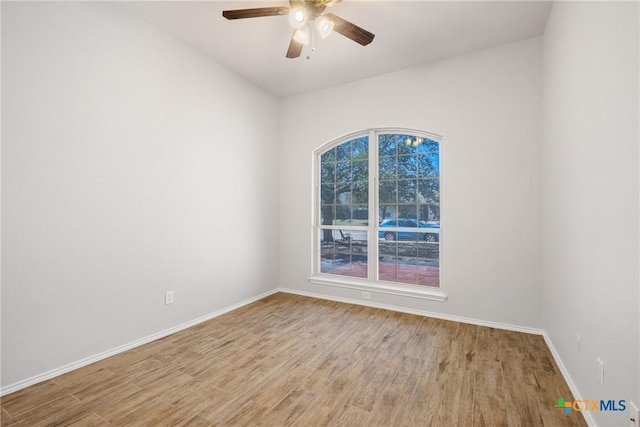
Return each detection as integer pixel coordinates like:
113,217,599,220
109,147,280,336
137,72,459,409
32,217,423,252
310,128,447,302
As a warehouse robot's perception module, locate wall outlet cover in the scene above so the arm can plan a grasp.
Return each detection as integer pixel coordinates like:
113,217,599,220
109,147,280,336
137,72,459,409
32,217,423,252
165,291,174,305
596,357,604,387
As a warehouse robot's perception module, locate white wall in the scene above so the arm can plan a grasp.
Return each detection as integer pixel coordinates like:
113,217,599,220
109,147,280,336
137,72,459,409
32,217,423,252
4,3,638,420
542,2,639,426
1,2,279,388
279,38,543,329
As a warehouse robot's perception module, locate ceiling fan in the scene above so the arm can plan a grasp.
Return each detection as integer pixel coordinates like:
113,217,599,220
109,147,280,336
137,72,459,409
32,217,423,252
222,0,375,59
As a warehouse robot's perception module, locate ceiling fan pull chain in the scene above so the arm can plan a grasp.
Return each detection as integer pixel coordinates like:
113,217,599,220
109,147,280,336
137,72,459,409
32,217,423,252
311,23,316,52
307,22,315,60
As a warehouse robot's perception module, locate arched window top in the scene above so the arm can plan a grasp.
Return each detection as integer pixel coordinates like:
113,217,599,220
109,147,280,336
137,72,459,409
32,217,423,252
315,128,442,157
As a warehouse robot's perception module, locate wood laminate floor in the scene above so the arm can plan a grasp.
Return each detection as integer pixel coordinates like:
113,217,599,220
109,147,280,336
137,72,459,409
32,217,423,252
1,293,586,426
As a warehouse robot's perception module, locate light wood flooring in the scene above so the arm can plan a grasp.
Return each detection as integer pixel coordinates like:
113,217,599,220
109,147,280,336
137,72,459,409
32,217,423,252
1,292,586,426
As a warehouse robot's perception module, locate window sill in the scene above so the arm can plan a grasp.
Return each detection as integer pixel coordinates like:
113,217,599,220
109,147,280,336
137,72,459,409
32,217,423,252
308,275,447,302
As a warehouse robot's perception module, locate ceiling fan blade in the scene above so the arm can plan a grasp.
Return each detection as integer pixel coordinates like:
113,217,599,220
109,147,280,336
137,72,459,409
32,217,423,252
286,34,303,58
321,0,342,7
222,7,289,20
324,13,374,46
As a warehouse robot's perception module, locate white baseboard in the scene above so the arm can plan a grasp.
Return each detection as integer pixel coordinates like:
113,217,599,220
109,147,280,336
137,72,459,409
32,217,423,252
280,287,595,424
3,285,589,427
277,287,545,336
543,333,596,427
0,289,279,397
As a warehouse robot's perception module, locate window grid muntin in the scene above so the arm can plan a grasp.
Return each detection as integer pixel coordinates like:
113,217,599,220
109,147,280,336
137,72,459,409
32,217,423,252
315,129,441,288
319,135,369,227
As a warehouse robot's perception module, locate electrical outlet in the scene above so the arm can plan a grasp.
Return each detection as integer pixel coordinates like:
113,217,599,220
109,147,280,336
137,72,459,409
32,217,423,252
165,291,174,305
361,291,371,300
630,401,639,427
596,357,604,387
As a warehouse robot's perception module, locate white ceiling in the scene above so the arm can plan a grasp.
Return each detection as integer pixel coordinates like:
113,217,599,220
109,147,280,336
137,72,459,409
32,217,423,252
121,1,552,98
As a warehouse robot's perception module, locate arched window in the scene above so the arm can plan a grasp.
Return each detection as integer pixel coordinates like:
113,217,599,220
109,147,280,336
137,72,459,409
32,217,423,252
313,129,444,300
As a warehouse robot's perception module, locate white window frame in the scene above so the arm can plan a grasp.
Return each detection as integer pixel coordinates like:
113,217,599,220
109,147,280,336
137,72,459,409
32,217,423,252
309,128,447,302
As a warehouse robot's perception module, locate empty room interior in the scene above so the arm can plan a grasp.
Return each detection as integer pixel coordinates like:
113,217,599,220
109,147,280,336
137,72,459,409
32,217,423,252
1,1,639,426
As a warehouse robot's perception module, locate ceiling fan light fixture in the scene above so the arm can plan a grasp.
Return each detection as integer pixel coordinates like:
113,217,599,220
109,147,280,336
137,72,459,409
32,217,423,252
316,15,334,38
293,25,311,45
289,7,307,29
